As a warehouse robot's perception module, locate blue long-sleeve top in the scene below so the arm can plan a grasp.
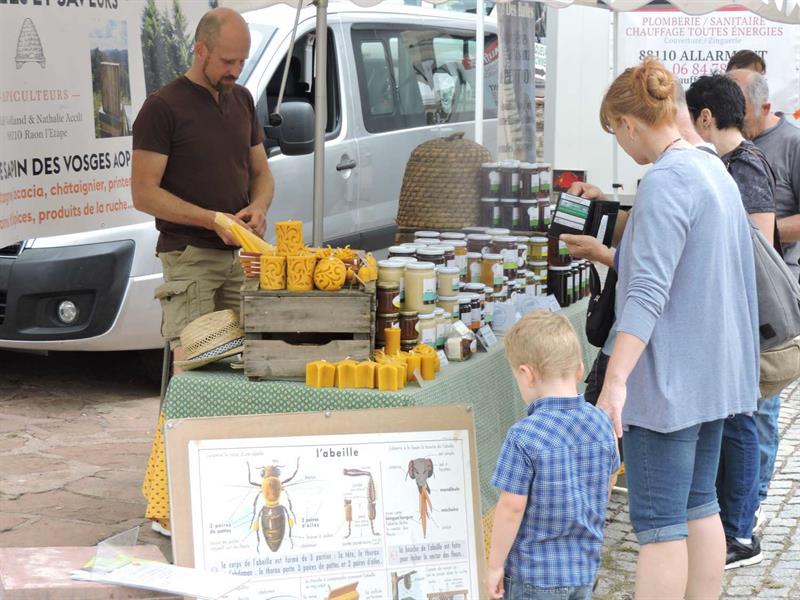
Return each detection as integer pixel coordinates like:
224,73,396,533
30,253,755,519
616,147,759,433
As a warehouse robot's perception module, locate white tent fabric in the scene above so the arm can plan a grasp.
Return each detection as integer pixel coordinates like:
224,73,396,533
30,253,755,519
538,0,800,24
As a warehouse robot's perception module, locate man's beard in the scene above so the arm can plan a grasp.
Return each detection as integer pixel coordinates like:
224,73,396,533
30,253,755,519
202,61,236,93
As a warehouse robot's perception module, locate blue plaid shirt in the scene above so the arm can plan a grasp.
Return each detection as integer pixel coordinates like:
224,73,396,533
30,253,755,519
491,395,619,588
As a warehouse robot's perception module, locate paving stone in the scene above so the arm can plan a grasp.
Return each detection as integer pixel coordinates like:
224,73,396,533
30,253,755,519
724,586,756,597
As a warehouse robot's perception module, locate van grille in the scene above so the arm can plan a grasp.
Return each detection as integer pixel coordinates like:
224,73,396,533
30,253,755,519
0,242,23,257
0,291,6,325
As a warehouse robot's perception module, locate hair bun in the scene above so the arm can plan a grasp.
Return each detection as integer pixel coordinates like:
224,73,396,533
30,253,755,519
642,59,674,100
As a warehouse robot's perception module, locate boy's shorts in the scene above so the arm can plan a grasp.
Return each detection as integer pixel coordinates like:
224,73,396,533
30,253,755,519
155,245,244,347
503,577,592,600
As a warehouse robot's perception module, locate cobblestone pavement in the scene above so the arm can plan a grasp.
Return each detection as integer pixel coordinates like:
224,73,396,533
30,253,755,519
596,380,800,599
1,349,798,597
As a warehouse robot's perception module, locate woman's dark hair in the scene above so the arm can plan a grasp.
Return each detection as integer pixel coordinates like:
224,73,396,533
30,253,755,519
726,50,766,74
685,74,746,131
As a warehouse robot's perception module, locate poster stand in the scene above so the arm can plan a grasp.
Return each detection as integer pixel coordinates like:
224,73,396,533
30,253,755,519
165,405,485,599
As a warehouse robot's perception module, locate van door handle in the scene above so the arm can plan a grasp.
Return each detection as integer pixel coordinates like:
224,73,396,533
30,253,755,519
336,158,357,171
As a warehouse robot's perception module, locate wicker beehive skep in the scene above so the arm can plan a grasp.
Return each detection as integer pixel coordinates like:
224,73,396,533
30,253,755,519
396,132,492,230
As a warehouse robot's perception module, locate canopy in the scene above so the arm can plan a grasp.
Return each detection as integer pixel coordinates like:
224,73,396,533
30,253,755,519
539,0,800,24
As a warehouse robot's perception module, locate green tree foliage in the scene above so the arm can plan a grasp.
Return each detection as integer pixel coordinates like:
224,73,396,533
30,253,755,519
141,0,193,94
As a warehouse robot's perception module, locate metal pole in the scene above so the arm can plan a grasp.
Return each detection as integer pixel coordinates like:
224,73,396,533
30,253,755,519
312,0,328,247
475,0,485,145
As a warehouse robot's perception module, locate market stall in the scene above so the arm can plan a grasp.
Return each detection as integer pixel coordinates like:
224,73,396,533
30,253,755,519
158,298,595,516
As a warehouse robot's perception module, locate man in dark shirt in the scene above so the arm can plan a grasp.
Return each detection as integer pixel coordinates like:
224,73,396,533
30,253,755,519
132,7,274,365
687,73,775,570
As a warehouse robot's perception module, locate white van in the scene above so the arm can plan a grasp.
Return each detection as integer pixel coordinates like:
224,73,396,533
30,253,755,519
0,3,497,354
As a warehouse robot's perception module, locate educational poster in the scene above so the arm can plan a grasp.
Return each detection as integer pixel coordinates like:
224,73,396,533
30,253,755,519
0,0,208,248
616,8,800,118
185,430,479,600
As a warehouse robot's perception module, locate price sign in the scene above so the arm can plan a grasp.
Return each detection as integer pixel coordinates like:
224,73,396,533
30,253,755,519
475,325,498,350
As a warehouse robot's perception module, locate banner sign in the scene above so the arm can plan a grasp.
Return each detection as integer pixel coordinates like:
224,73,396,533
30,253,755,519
497,0,541,161
616,8,800,117
0,0,208,248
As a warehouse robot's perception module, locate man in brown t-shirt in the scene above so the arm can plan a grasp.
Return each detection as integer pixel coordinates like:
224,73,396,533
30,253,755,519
132,7,274,366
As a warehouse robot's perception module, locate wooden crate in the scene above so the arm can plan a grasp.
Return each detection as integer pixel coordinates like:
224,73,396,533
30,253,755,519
241,280,375,380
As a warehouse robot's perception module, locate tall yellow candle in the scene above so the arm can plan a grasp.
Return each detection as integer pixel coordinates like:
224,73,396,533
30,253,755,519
405,353,422,382
259,255,286,290
384,327,401,356
276,220,305,256
420,354,436,380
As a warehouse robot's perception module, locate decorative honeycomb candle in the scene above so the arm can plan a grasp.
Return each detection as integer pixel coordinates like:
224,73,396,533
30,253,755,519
259,255,286,290
276,220,304,256
287,255,317,291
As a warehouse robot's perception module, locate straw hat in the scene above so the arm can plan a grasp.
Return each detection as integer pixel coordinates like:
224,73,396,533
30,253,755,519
173,309,245,370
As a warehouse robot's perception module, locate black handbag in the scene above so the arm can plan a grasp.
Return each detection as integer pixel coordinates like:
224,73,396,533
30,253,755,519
585,263,617,348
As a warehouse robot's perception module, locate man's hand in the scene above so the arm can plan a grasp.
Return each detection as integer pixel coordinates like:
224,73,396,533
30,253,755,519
487,566,505,599
235,204,267,237
210,212,248,247
568,181,606,200
560,234,614,266
597,378,626,438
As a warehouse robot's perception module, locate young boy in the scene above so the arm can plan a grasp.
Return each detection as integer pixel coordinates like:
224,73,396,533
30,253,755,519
488,311,619,600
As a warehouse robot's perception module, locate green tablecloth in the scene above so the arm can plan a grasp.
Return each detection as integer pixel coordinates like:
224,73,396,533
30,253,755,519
163,298,597,513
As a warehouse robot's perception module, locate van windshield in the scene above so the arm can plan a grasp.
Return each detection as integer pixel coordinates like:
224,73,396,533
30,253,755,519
239,23,277,85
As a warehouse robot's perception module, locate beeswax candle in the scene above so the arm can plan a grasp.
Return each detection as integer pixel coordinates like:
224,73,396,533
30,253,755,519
420,354,436,380
335,359,358,389
259,255,286,290
405,353,422,382
287,255,317,291
376,363,400,391
306,361,335,387
384,327,400,356
276,220,305,256
356,361,376,388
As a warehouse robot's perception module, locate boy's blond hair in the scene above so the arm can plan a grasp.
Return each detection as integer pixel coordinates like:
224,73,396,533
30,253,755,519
505,311,582,380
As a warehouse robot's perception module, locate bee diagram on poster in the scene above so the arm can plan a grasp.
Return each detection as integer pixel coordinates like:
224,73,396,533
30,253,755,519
178,413,481,600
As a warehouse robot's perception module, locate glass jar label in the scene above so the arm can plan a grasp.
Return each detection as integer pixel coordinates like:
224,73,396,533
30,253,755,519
423,278,437,304
543,205,552,225
456,254,467,277
492,262,503,285
469,262,481,282
489,171,500,192
511,172,519,193
559,240,569,256
511,207,519,227
436,323,446,344
492,206,500,226
421,326,436,346
501,248,517,270
528,206,539,227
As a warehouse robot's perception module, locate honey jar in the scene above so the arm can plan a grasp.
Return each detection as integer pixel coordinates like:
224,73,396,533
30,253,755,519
404,262,436,312
538,199,552,233
519,199,539,232
434,307,449,350
466,233,492,255
436,266,460,297
377,282,400,314
376,313,399,346
417,246,445,266
458,296,472,327
484,286,495,326
414,230,440,241
548,236,571,267
466,252,482,284
499,198,519,230
430,244,456,268
399,311,419,342
440,232,466,242
387,245,416,260
450,240,468,280
417,312,437,348
437,295,460,319
469,293,482,331
480,253,504,290
480,198,500,228
548,265,572,307
528,236,548,261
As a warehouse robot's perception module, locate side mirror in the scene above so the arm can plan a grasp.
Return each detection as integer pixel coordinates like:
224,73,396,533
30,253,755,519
266,101,315,156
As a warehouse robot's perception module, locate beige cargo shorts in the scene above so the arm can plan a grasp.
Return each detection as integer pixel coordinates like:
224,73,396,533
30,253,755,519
155,245,244,348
